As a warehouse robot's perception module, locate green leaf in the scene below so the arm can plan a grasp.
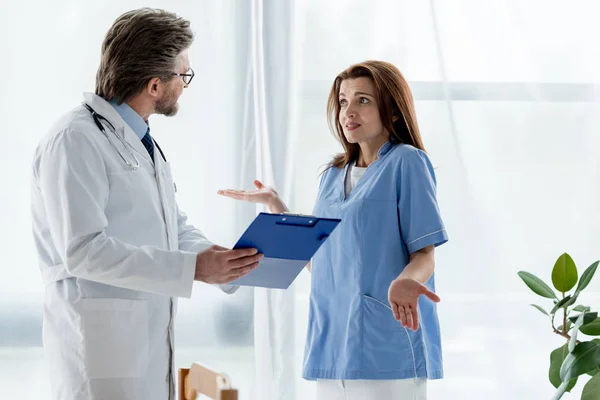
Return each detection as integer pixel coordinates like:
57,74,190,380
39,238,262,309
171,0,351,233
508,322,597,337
588,340,600,376
552,295,574,315
581,318,600,336
549,344,578,391
552,253,579,293
575,261,599,296
530,304,549,316
573,305,590,312
569,312,598,326
518,271,558,299
560,341,600,382
582,372,600,400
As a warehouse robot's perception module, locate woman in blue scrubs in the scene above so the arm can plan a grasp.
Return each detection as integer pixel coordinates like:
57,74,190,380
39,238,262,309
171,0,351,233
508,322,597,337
219,60,448,400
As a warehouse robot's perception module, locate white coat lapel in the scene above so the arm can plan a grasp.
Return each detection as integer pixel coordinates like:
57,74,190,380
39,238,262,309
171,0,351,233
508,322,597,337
82,92,153,166
154,152,178,250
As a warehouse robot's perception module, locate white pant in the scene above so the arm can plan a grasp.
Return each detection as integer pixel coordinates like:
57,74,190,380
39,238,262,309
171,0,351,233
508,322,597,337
316,378,427,400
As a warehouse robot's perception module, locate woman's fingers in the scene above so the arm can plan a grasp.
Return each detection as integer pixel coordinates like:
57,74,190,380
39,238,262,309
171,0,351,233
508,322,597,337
217,189,238,195
218,189,247,195
254,180,265,189
217,189,250,200
398,305,407,327
391,302,401,321
404,306,414,330
391,300,420,331
410,306,419,331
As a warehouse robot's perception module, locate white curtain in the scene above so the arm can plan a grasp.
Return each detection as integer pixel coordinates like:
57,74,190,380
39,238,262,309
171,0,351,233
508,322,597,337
239,1,298,399
0,1,261,398
262,1,600,399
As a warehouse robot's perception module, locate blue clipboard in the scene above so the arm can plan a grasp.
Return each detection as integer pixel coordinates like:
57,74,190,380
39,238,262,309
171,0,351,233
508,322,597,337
229,212,341,289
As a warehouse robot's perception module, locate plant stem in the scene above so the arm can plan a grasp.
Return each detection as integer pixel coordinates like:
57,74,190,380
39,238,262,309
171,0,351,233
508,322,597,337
550,294,580,344
552,325,581,344
563,300,567,335
553,326,572,341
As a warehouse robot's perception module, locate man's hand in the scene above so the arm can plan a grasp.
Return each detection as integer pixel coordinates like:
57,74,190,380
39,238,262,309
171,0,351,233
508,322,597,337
195,245,263,284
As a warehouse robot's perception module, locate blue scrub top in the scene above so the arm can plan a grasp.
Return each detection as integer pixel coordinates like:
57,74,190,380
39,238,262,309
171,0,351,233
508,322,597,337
302,141,448,381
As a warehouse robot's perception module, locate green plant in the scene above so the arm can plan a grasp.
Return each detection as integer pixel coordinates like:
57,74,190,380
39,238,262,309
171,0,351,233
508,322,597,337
518,254,600,399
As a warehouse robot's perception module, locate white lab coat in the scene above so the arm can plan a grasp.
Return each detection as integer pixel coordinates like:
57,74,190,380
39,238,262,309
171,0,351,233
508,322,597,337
30,93,233,400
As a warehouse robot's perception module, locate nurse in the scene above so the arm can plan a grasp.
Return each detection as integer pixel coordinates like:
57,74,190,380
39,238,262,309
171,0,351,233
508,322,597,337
218,60,448,400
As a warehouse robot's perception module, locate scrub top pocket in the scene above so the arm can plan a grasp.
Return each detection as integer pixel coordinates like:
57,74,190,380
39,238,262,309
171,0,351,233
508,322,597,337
362,294,422,377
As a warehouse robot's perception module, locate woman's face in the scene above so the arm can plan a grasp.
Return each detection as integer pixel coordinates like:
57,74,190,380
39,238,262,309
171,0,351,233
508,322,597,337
338,77,387,145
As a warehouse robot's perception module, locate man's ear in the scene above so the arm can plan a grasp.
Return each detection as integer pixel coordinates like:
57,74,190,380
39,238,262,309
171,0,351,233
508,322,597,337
146,77,161,98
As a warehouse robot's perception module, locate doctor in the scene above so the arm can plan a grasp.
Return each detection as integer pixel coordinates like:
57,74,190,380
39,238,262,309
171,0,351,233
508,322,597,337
30,8,261,400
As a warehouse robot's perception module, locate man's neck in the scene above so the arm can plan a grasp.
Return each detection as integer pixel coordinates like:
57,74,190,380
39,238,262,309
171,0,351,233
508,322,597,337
126,96,152,122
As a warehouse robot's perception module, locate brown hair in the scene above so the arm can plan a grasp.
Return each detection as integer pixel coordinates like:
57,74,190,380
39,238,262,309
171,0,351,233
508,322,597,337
327,60,425,169
95,8,194,103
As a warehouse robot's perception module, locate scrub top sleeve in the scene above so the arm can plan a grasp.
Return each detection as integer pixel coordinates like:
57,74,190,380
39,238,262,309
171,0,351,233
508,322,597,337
398,150,448,254
317,167,328,191
312,167,330,211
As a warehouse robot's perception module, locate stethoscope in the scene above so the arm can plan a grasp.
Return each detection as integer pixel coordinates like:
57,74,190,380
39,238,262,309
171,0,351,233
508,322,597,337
83,103,167,170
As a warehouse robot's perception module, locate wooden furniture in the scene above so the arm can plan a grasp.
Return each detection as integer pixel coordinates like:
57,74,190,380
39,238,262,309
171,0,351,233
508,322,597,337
178,363,238,400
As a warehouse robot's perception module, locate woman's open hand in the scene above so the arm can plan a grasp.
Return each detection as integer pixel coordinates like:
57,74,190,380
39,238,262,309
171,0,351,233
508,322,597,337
388,278,440,331
218,180,288,214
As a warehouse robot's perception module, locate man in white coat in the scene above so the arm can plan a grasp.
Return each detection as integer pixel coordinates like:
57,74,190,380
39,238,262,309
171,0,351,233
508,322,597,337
30,8,261,400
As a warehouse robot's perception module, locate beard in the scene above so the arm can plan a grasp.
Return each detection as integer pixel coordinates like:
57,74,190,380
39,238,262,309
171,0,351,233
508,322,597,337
154,87,179,117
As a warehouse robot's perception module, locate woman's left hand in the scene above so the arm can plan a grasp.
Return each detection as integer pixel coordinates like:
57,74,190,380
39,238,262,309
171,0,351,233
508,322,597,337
388,278,440,331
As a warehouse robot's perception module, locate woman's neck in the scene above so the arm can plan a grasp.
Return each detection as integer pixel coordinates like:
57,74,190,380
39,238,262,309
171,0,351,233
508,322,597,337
356,135,389,167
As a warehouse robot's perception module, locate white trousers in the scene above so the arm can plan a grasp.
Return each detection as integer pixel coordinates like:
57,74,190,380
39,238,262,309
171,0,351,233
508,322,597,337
316,378,427,400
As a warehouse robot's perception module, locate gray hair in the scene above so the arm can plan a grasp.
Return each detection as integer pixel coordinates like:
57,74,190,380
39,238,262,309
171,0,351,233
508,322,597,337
95,8,194,103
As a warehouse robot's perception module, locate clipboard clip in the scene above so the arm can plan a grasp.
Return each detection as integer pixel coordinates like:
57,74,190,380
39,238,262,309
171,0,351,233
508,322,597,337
277,213,317,227
281,212,315,217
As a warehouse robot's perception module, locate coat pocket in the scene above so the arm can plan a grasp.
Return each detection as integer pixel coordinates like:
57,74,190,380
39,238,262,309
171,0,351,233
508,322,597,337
79,298,149,379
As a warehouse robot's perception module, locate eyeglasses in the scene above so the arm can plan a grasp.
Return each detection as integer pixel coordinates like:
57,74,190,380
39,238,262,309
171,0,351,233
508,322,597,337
172,67,194,85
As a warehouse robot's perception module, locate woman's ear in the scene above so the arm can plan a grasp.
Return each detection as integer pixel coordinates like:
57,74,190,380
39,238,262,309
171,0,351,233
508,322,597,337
392,114,400,122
